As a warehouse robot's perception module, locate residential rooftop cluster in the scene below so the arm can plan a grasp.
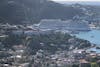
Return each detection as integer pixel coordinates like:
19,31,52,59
0,19,100,67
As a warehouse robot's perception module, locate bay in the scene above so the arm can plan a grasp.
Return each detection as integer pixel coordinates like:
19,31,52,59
75,30,100,46
74,30,100,53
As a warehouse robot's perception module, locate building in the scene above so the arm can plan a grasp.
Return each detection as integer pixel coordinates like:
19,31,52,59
38,19,90,32
79,59,91,67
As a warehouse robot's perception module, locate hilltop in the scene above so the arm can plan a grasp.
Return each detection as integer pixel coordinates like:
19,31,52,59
0,0,84,24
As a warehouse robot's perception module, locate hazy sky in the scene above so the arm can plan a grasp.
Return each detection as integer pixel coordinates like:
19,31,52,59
52,0,100,2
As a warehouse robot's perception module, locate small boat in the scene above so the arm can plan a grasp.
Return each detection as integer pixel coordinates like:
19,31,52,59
91,36,94,38
96,47,100,49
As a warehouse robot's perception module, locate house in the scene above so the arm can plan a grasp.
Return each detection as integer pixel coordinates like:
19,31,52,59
79,59,91,67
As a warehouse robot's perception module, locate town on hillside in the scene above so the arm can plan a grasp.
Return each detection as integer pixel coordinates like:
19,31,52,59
0,19,100,67
0,0,100,67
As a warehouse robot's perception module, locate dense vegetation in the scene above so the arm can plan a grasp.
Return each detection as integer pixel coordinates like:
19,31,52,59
1,32,91,54
0,0,84,24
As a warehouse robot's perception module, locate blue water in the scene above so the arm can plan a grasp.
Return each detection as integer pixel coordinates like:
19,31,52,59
87,48,100,53
75,30,100,53
75,30,100,45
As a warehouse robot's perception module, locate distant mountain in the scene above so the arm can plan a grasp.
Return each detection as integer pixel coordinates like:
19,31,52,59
0,0,84,24
56,1,100,6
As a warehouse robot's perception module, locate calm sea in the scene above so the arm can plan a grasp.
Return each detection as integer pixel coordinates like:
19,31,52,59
74,30,100,53
75,30,100,46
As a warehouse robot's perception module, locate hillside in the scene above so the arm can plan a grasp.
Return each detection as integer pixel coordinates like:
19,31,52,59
0,0,84,24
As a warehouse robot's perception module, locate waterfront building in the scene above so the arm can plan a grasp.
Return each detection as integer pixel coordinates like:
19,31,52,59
39,19,90,32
